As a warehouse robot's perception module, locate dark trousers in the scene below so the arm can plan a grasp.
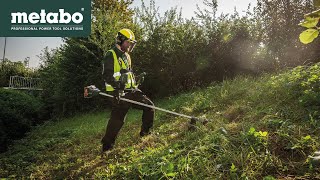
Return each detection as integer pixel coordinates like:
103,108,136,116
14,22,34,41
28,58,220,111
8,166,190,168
101,90,155,148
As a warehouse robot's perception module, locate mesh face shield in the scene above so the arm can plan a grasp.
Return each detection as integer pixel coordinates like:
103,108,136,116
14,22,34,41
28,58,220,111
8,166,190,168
128,41,137,52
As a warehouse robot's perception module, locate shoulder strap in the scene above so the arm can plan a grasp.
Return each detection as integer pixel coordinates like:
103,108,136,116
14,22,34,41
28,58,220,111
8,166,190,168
107,50,117,62
124,52,132,69
108,49,127,69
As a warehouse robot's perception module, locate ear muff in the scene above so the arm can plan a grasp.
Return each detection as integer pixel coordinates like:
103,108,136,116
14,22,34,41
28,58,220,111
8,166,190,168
116,32,127,45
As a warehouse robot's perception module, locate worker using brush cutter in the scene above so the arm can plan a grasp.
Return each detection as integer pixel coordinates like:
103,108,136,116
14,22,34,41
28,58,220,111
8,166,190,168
100,28,154,152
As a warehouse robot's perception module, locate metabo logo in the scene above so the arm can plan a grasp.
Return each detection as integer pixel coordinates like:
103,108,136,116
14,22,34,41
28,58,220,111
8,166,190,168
0,0,91,37
11,9,84,24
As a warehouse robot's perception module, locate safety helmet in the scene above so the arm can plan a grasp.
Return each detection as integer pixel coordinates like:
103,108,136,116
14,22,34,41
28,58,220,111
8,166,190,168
116,28,137,44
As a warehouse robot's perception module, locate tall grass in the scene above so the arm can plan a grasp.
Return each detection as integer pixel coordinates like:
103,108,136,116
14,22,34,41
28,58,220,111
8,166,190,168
1,63,320,179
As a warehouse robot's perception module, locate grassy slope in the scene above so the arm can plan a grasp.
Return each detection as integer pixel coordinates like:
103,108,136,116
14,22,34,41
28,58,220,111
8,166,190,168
1,64,320,179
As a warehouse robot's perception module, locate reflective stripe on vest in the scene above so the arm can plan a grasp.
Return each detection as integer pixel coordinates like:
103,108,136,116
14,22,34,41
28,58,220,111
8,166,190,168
105,50,137,91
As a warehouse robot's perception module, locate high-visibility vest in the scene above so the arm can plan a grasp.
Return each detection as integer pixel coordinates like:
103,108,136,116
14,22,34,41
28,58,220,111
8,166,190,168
105,49,137,91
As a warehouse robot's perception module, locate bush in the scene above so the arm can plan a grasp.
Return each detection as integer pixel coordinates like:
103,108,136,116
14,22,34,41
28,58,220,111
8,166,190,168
0,89,42,152
269,63,320,107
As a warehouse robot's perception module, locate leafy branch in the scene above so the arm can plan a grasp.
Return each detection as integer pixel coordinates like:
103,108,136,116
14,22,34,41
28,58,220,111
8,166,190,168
299,0,320,44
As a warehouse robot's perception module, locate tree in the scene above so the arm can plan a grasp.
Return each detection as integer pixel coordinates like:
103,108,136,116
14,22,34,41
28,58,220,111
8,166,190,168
37,47,62,119
255,0,316,67
133,1,209,96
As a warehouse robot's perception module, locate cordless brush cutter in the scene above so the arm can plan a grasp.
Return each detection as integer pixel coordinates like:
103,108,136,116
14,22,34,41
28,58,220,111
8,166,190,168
84,85,209,129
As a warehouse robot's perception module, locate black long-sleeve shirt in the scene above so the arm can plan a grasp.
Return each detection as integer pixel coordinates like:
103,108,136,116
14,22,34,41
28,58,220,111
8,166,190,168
101,45,130,87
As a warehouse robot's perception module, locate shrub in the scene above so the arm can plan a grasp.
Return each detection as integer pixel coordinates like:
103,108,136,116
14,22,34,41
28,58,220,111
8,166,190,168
0,89,42,152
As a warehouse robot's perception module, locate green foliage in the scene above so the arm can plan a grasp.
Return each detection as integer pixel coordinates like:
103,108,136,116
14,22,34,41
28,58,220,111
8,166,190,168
0,89,42,152
299,28,319,44
263,175,276,180
134,1,203,95
133,0,263,97
256,0,317,68
270,63,320,108
291,135,316,151
37,47,62,119
230,163,238,179
299,17,320,28
299,0,320,44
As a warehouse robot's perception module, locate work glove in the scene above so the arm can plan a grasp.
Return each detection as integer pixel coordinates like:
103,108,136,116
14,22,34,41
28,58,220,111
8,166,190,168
113,81,125,104
113,89,121,104
136,72,146,85
114,80,125,91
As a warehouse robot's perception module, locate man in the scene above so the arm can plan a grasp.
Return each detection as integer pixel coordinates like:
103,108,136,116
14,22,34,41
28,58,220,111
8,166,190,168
101,28,155,152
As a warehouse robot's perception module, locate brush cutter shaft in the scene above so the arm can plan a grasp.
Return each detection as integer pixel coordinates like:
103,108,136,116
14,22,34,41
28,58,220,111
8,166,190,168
84,85,208,125
99,92,193,119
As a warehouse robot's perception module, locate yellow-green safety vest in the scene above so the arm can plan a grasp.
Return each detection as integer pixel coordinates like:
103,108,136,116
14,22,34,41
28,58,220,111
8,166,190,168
105,50,138,91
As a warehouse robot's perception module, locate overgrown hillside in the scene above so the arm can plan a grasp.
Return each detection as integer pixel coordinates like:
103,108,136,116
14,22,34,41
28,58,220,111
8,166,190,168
1,63,320,179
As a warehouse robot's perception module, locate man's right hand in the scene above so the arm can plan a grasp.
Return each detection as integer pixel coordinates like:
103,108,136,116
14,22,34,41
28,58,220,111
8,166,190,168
113,89,121,104
114,80,125,90
113,81,125,104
